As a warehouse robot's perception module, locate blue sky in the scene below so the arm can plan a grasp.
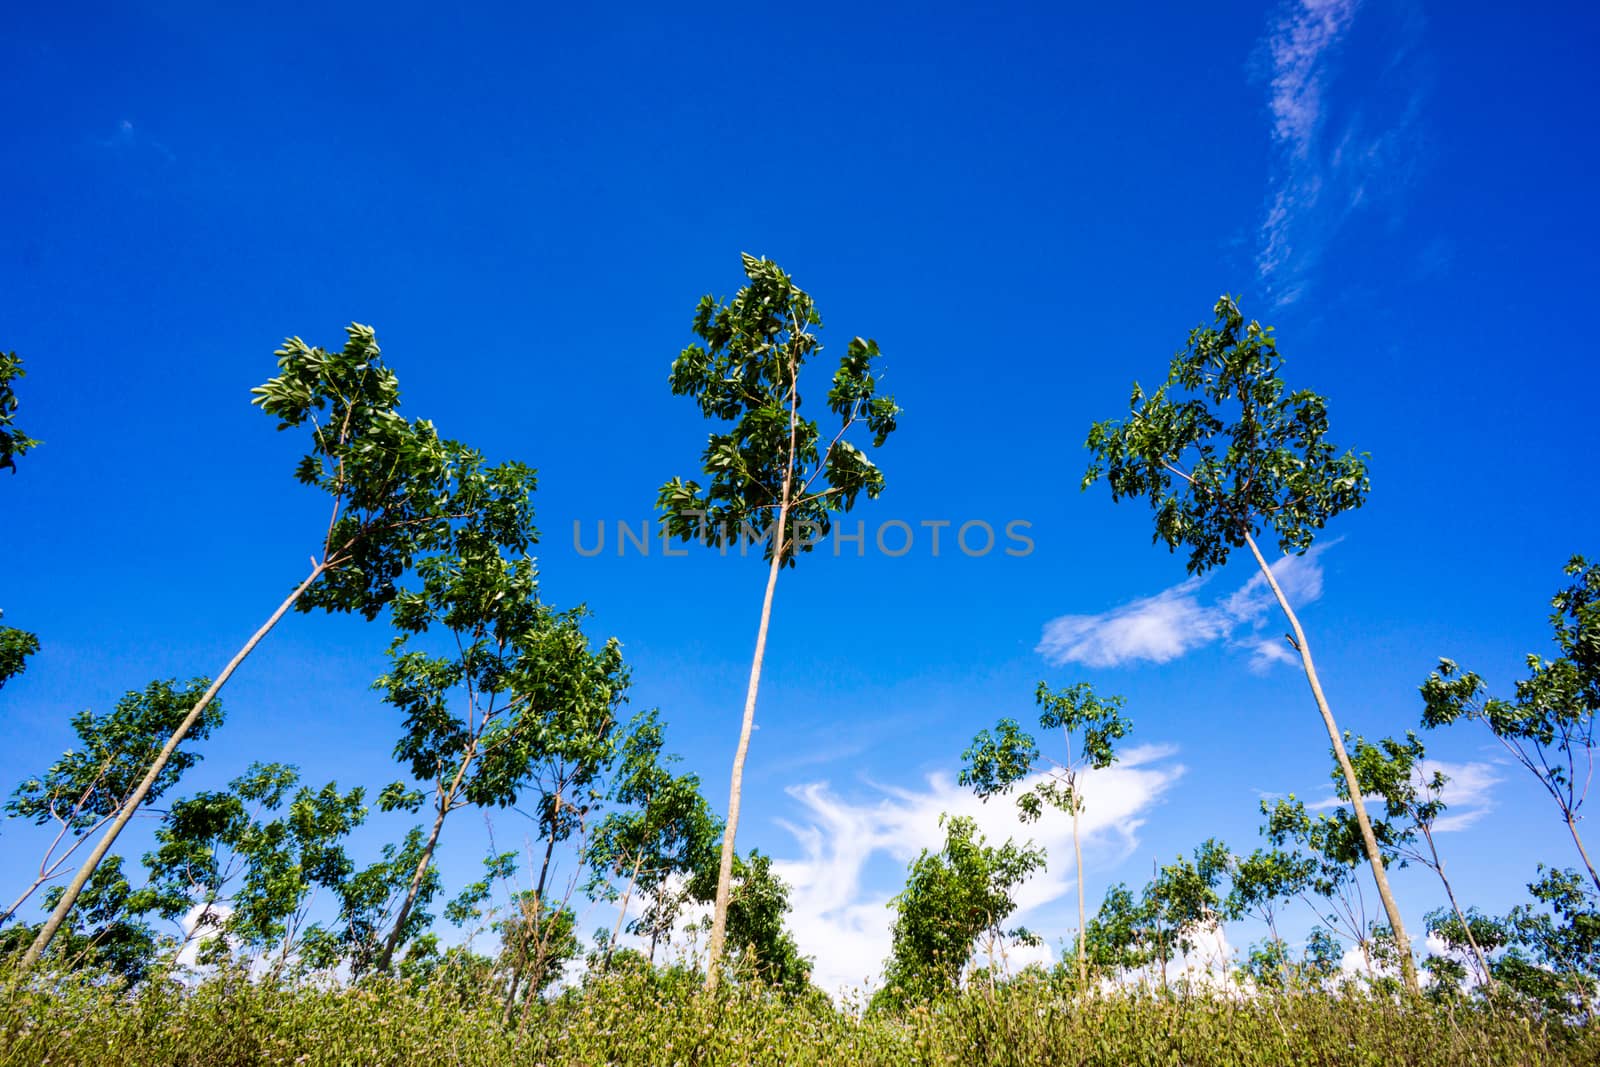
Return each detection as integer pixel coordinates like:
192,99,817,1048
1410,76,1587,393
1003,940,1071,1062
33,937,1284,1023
2,0,1597,992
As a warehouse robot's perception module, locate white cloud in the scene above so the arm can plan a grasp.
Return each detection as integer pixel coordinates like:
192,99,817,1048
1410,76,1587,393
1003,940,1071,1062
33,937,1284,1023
768,746,1185,996
1037,545,1332,671
1037,579,1229,668
1423,759,1502,833
1254,0,1426,304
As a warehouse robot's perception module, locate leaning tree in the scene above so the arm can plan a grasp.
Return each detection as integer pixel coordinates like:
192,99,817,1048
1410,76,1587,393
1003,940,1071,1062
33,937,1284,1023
1082,295,1418,991
22,325,526,967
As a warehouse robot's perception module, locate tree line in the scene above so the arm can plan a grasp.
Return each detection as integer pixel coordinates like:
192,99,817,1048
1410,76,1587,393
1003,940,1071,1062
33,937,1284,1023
1,261,1595,1023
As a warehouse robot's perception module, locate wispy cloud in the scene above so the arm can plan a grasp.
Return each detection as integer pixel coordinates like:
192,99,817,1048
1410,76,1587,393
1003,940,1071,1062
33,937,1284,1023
767,746,1185,995
1037,545,1332,672
1306,758,1502,832
1254,0,1426,305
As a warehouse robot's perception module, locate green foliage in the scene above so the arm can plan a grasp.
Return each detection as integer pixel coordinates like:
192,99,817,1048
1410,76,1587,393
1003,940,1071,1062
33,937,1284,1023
586,711,722,956
1493,866,1600,1018
717,850,814,999
1082,294,1369,574
298,825,442,976
0,349,38,474
251,323,534,619
961,683,1131,824
880,815,1044,1006
7,679,222,836
142,762,368,963
1422,556,1600,888
5,961,1591,1066
0,856,162,982
657,254,899,566
0,615,39,691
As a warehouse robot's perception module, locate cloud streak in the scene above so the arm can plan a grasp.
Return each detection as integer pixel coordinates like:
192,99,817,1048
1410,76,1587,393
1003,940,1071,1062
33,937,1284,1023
1037,544,1332,671
1254,0,1425,305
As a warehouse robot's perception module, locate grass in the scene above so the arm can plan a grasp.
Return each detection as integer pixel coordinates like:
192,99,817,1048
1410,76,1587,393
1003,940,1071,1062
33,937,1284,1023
2,963,1596,1066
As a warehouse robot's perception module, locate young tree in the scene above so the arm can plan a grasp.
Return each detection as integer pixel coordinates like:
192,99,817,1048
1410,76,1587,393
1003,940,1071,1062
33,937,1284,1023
1422,556,1600,894
961,681,1131,988
373,521,627,972
297,812,443,976
657,254,899,987
3,679,222,926
23,325,522,967
142,762,367,970
586,710,722,968
1224,845,1315,986
1082,295,1417,990
880,814,1044,1005
1345,731,1494,986
1497,866,1600,1019
1260,794,1400,976
695,849,813,998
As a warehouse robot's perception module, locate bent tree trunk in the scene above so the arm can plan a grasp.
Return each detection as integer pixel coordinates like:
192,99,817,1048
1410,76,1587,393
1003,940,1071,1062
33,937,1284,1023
376,747,477,974
704,504,789,991
21,564,325,969
1242,532,1419,994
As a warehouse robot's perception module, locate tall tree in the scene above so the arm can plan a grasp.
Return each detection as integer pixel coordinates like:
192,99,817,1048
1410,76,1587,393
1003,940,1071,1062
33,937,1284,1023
961,681,1131,988
23,324,521,967
1082,294,1417,991
1423,556,1600,894
3,679,222,926
879,814,1044,1006
657,254,899,987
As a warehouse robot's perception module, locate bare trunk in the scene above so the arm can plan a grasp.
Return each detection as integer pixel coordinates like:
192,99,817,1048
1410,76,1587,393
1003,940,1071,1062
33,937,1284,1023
704,507,788,991
1242,532,1418,994
1419,825,1492,989
376,743,479,974
1566,814,1600,896
1073,802,1087,989
604,851,646,970
21,565,325,969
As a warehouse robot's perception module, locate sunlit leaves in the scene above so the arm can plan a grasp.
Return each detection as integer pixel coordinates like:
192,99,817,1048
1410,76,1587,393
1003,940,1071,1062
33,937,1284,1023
657,255,900,566
1083,295,1369,574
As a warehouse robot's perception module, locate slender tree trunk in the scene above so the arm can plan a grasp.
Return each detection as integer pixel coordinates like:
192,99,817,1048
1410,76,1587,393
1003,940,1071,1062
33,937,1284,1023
1241,532,1419,994
704,505,789,991
604,851,646,970
1073,801,1088,989
21,564,325,969
376,751,475,973
1419,825,1492,989
1565,814,1600,895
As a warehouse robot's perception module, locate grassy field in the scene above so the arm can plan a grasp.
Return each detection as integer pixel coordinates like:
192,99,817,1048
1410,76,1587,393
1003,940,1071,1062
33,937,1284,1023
3,963,1596,1067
